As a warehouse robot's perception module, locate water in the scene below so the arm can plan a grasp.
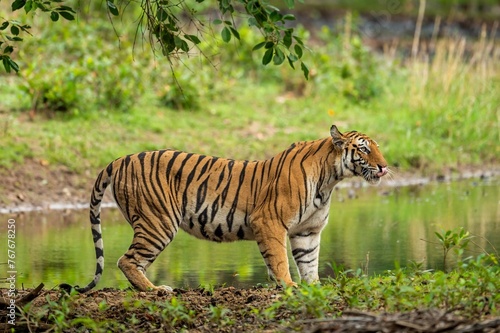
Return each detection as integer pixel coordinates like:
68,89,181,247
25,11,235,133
1,177,498,290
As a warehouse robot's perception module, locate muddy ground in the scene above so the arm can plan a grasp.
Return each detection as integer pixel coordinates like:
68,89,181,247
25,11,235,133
1,285,500,332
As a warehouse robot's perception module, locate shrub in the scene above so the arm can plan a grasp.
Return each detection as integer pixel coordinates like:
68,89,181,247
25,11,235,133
17,14,146,114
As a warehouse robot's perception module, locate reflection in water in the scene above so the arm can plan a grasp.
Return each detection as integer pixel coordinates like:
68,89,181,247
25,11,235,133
1,178,498,289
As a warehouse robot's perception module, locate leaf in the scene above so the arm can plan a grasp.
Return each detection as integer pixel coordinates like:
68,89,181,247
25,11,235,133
273,48,285,65
287,53,298,62
10,25,19,36
283,14,295,21
107,1,119,16
229,27,240,40
212,19,223,25
59,11,75,21
283,0,295,9
24,0,33,13
160,31,175,53
262,47,273,65
4,46,14,54
287,55,295,69
35,2,48,11
50,11,59,22
221,26,231,43
184,34,201,45
269,11,282,23
0,21,9,30
252,41,266,51
283,30,292,48
8,57,19,72
294,44,303,58
11,0,26,11
156,8,168,21
2,57,11,73
58,5,75,12
266,4,280,12
247,17,257,27
301,62,309,80
174,36,189,52
6,36,21,41
293,35,304,46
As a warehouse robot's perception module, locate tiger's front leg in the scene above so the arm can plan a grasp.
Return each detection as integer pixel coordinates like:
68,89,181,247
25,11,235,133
289,230,322,283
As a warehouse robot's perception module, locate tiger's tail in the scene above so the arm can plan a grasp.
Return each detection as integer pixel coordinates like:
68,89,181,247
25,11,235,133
60,163,113,293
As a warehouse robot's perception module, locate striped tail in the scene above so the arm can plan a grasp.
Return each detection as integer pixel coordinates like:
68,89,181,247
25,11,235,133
61,163,113,293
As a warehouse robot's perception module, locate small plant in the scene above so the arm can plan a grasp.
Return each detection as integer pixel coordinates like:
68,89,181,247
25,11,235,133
435,227,472,270
268,282,341,319
158,296,196,328
208,305,233,326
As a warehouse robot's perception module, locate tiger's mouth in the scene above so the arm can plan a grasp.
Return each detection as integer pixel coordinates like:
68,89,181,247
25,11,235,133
362,166,388,184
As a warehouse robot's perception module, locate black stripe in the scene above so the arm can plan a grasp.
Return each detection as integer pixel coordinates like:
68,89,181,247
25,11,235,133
166,150,182,176
237,226,245,239
292,245,318,260
226,161,247,232
210,196,219,223
220,161,235,207
214,224,223,238
196,179,208,212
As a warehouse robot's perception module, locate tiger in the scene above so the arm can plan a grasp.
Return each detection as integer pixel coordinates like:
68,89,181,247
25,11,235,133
63,125,388,293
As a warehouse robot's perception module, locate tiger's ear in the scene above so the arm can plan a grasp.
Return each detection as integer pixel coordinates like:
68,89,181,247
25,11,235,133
330,125,346,148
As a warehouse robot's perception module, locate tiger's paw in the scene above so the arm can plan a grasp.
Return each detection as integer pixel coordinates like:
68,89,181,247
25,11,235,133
155,285,173,296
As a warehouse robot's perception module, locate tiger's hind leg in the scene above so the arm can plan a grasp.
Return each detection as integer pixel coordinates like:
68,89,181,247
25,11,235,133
117,215,176,292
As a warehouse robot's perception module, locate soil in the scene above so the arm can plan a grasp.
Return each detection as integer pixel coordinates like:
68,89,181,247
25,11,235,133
1,286,500,332
0,159,98,213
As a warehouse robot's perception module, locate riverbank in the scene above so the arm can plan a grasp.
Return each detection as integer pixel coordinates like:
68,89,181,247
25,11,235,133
1,8,498,216
1,155,499,214
2,268,499,332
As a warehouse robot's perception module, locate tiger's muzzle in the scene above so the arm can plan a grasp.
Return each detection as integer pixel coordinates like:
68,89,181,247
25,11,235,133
376,166,388,178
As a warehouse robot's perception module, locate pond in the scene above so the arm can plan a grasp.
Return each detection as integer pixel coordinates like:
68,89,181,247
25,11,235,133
1,177,498,290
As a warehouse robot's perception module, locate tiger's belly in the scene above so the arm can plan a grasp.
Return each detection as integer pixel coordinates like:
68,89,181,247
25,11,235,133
179,212,255,242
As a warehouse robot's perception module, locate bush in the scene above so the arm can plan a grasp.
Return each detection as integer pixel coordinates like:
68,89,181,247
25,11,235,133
17,14,146,114
311,23,386,102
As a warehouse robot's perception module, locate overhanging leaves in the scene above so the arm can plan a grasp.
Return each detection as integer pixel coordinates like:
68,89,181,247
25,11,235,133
2,0,310,79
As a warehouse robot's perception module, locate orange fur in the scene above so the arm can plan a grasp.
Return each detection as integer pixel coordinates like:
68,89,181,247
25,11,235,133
68,125,388,292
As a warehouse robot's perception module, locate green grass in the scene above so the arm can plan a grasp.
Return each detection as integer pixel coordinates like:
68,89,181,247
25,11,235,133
0,6,498,175
12,252,500,332
1,54,498,174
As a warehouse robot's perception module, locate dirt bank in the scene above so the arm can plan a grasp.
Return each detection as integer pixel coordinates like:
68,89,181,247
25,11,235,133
1,286,499,332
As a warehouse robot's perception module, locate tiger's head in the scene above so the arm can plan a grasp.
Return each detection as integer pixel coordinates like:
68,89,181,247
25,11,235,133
330,125,388,185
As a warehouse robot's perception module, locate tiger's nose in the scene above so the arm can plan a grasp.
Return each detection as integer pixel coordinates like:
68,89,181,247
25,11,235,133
376,165,388,177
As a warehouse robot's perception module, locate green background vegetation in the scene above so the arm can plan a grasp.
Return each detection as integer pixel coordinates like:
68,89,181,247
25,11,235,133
0,1,499,330
1,0,499,175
